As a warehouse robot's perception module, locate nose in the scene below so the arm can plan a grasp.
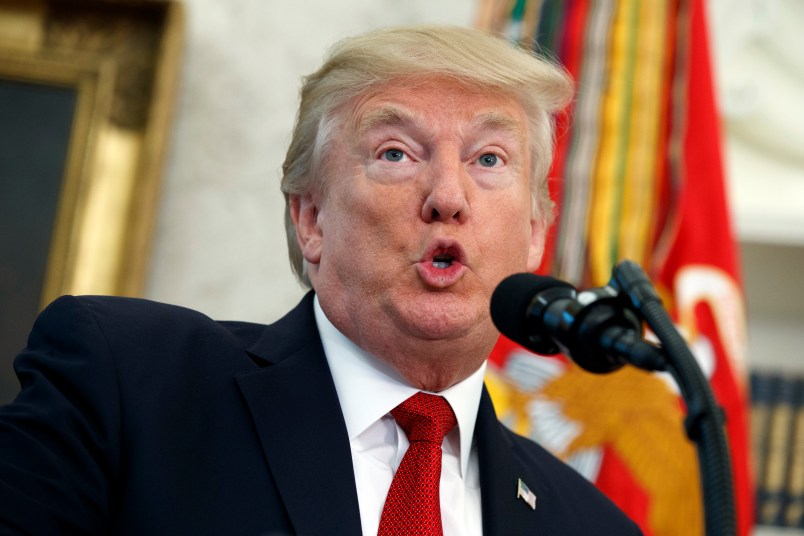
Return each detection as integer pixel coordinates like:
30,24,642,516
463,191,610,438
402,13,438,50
421,157,470,224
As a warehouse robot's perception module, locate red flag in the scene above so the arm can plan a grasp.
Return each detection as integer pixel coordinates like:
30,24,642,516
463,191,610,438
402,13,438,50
480,1,753,534
657,0,753,532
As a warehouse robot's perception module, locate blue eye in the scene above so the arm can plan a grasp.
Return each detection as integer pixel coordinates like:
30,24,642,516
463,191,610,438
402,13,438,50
383,149,405,162
478,153,498,167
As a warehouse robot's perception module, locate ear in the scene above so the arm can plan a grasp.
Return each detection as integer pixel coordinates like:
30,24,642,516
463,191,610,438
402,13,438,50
290,193,323,264
526,216,547,273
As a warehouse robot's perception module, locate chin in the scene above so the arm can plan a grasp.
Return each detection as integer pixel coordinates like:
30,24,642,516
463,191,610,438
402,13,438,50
405,320,471,341
392,293,489,342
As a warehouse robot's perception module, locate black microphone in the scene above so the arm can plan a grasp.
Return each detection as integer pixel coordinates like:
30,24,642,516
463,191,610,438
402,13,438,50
490,273,666,374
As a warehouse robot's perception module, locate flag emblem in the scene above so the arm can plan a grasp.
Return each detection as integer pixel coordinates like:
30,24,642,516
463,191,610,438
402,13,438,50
517,478,537,510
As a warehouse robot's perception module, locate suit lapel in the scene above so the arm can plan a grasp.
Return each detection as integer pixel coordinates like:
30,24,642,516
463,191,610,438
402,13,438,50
475,386,557,536
236,293,362,536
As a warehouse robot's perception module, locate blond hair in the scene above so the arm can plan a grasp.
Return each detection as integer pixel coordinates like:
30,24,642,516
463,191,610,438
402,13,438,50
281,25,573,286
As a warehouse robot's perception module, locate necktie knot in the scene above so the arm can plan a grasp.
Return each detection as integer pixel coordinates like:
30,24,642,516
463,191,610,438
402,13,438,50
391,392,457,445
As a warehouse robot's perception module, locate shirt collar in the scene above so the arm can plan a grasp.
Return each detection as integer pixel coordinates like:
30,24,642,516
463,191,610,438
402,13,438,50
314,296,485,478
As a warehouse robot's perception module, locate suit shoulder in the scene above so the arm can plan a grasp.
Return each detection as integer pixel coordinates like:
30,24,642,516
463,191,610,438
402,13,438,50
57,295,214,323
39,295,264,347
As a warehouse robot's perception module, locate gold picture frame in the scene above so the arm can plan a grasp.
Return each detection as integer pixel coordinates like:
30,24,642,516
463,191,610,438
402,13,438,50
0,0,184,402
0,0,184,303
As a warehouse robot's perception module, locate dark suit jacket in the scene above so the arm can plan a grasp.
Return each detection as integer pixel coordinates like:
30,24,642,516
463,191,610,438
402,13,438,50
0,292,641,535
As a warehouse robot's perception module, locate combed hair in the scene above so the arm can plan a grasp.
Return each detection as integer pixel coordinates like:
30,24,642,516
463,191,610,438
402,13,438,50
281,25,574,286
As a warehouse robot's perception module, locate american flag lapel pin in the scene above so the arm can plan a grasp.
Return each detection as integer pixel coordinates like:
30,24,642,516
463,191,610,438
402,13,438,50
517,478,537,510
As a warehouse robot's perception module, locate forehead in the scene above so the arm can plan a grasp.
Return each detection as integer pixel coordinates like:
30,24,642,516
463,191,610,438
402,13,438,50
346,78,530,141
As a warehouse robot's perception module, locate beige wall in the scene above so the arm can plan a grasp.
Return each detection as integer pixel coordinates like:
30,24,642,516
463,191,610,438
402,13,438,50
709,0,804,374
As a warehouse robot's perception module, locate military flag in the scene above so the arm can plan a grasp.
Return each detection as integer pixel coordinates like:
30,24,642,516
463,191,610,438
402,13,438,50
477,1,753,534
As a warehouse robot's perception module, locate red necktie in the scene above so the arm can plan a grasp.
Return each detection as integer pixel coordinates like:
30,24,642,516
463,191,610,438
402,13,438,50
377,392,457,536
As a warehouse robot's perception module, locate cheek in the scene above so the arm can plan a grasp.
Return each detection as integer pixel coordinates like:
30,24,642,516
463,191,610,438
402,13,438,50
348,178,418,222
482,199,535,264
323,185,407,254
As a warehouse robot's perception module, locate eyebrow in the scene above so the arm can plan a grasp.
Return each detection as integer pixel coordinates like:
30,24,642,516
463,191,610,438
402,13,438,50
472,111,527,144
354,105,526,144
354,105,417,139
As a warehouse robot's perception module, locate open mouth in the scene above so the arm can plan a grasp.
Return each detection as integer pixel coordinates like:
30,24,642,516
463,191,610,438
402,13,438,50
424,241,465,269
432,253,454,269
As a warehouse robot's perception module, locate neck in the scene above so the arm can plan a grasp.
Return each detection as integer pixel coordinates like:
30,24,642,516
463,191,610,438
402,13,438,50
349,323,496,392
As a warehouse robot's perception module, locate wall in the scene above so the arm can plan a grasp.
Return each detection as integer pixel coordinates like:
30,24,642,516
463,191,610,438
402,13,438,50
708,0,804,375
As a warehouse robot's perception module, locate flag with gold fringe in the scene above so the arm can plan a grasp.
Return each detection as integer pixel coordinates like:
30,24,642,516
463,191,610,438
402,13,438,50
477,1,753,535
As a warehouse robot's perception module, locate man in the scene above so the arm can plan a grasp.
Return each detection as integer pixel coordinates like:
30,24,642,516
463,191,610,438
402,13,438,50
0,26,641,535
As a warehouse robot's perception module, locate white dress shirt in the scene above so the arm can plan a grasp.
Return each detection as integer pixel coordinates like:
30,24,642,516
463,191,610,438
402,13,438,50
314,297,485,536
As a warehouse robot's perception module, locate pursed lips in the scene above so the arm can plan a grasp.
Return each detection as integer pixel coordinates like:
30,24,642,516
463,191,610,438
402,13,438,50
416,240,468,287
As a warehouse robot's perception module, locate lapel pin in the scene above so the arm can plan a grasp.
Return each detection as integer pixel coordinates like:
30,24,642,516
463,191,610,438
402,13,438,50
517,478,537,510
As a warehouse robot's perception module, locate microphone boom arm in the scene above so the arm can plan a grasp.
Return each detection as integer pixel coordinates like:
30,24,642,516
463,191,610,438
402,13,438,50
610,260,736,536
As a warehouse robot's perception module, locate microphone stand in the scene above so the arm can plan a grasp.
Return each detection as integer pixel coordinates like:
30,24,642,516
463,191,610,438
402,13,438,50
609,260,736,536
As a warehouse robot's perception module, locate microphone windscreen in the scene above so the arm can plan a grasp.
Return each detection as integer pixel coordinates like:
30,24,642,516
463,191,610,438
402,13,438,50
490,273,570,347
